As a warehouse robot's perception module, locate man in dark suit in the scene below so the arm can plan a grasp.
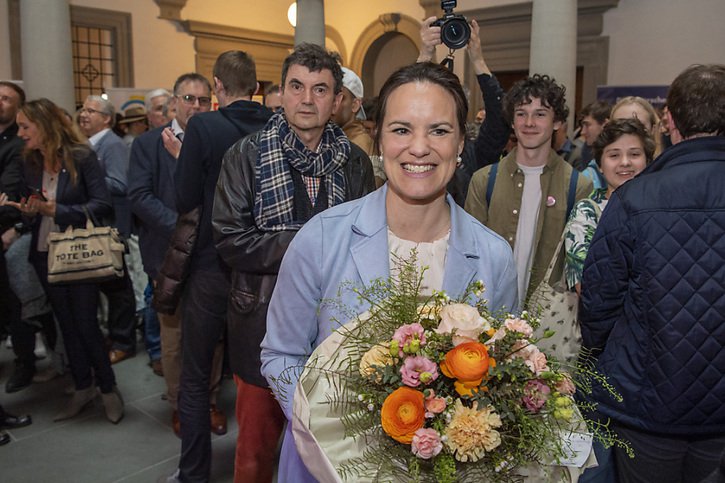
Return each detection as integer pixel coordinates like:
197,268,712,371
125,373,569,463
162,51,273,483
79,96,137,364
0,81,35,392
129,72,226,439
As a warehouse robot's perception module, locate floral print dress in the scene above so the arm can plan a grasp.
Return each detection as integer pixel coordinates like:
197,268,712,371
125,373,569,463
564,188,608,290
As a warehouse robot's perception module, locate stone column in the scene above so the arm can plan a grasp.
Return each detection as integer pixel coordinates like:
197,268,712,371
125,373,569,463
295,0,325,47
20,0,75,112
529,0,578,132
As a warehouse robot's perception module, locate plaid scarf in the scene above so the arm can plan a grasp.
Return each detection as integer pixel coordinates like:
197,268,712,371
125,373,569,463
254,113,350,231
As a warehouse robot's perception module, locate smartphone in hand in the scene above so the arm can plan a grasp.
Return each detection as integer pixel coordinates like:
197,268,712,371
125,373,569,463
27,186,47,202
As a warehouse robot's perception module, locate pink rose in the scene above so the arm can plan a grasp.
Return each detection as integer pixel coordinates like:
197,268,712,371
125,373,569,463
504,318,534,338
435,303,490,346
524,347,550,376
511,342,550,376
522,379,551,413
400,356,439,387
555,375,576,396
411,428,443,459
424,389,447,418
392,323,426,356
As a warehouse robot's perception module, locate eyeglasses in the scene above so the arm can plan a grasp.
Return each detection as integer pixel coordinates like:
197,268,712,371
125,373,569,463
178,94,212,107
80,107,105,116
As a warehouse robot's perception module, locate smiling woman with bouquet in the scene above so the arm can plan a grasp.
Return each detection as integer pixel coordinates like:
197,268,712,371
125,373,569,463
260,62,519,482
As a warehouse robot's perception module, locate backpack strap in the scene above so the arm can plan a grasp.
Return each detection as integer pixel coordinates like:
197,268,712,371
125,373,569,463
566,168,580,220
485,162,499,207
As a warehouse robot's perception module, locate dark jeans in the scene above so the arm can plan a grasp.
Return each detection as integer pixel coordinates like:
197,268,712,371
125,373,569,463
613,422,725,483
143,279,161,361
32,254,116,393
1,252,33,366
178,269,228,483
99,266,137,354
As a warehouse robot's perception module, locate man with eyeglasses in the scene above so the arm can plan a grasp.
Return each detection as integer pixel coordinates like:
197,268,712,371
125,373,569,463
78,95,138,366
159,86,213,160
159,51,274,483
128,73,225,442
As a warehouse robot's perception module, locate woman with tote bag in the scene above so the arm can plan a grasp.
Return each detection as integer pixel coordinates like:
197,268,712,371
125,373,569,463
0,98,124,423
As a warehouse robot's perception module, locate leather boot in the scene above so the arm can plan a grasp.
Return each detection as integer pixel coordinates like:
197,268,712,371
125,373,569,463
101,387,124,424
53,386,96,422
5,361,35,393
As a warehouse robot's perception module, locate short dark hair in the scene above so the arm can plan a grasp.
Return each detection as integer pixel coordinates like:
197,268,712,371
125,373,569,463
173,73,212,96
580,100,611,125
264,84,281,96
503,74,569,124
667,64,725,138
213,51,257,97
281,43,344,94
0,81,25,105
592,118,656,167
373,62,467,155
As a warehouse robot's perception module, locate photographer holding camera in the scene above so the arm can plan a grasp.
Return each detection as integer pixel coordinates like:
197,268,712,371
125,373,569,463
417,14,510,175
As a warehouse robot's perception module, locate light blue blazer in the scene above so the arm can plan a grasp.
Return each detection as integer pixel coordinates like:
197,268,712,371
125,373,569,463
260,186,518,483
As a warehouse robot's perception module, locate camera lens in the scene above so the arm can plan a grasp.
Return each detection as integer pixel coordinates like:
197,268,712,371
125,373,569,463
441,17,470,50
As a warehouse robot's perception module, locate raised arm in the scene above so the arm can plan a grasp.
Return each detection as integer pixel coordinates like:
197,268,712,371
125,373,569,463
416,16,441,63
468,20,509,170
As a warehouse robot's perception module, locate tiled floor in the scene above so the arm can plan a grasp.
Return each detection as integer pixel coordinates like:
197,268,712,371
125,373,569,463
0,341,238,483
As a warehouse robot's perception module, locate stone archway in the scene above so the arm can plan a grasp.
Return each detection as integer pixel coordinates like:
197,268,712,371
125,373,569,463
349,14,422,96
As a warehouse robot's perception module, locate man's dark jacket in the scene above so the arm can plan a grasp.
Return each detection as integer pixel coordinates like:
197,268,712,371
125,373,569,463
580,135,725,435
174,100,273,273
127,124,178,279
212,130,375,387
0,124,24,231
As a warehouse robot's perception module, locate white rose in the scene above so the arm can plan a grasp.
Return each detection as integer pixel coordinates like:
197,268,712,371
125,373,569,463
435,303,490,346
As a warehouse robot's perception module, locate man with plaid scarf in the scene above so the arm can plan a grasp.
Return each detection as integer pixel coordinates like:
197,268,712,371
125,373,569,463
212,43,375,482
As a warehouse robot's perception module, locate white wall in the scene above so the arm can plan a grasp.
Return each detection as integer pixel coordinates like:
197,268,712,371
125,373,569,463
603,0,725,86
70,0,195,91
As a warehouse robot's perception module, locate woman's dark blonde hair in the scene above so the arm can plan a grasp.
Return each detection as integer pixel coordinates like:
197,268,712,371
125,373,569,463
20,98,89,185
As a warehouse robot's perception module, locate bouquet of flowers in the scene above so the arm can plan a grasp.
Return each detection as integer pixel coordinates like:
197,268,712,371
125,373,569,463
288,255,622,482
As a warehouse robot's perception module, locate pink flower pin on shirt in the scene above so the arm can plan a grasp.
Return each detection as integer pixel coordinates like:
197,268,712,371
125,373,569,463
546,196,556,207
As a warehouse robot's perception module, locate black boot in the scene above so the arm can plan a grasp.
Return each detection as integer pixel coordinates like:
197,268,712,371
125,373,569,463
5,360,35,393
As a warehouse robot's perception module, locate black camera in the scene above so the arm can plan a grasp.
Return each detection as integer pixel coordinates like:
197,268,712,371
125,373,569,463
432,0,470,50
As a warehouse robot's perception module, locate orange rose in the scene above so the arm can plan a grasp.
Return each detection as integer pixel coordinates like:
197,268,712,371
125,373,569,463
381,387,425,444
440,342,490,389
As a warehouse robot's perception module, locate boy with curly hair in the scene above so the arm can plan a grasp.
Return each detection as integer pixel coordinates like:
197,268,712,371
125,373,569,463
465,74,592,305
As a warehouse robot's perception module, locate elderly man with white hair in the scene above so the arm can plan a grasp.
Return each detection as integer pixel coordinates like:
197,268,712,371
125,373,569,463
78,95,137,364
145,88,173,129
